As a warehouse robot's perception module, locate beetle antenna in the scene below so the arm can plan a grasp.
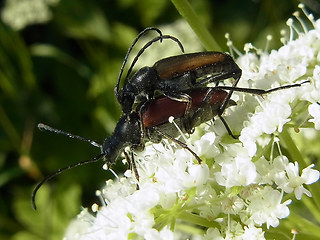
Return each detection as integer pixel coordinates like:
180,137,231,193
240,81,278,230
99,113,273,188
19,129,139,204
115,27,163,94
125,35,185,79
38,123,102,148
31,153,105,210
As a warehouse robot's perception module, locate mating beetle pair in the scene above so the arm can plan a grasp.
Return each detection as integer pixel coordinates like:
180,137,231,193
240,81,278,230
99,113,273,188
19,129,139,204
32,27,306,209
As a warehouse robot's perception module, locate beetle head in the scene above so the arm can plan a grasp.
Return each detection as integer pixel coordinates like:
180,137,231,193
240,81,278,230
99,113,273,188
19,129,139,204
102,113,142,165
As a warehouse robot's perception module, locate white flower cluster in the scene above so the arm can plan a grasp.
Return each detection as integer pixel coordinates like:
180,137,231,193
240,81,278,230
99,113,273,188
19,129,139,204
64,5,320,240
1,0,59,31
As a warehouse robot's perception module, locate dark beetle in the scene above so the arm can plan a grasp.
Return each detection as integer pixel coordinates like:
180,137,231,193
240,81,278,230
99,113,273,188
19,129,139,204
115,28,241,121
32,87,232,209
117,51,241,117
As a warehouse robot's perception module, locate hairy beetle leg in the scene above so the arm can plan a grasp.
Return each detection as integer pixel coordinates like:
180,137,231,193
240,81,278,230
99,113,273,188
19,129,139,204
153,127,202,164
124,151,140,190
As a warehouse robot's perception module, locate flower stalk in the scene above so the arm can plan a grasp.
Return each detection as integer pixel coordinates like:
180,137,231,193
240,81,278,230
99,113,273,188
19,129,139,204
170,0,221,51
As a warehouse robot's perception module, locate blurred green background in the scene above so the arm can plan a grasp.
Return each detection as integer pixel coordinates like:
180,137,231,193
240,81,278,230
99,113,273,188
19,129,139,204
0,0,319,239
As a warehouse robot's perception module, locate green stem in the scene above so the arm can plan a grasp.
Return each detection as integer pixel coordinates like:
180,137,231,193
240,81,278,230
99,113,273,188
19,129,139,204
279,127,320,220
0,105,20,148
302,196,320,223
178,211,219,228
171,0,221,51
279,128,309,169
287,211,320,237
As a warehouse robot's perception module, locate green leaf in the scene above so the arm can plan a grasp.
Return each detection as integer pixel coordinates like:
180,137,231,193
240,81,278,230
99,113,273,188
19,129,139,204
12,184,81,240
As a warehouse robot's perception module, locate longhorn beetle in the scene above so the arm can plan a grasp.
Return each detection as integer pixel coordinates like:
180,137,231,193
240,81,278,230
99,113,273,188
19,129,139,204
32,87,235,209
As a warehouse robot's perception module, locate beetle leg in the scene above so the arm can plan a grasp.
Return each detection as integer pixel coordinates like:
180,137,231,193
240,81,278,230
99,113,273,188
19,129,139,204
164,92,192,107
124,150,140,188
187,88,238,139
217,76,240,117
164,92,193,133
195,68,242,87
182,88,216,133
194,68,242,117
138,102,150,138
152,127,202,164
216,76,241,138
218,114,237,139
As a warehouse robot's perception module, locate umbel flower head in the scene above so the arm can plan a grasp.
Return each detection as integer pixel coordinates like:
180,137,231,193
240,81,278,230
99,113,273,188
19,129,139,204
64,4,320,240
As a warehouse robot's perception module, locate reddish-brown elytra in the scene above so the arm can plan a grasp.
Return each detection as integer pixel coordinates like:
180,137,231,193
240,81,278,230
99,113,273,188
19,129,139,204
115,28,241,118
142,88,229,128
154,52,233,80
